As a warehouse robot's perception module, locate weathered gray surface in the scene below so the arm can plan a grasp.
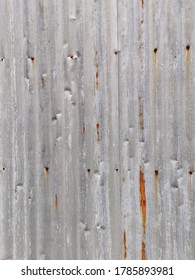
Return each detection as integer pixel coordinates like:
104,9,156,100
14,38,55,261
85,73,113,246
0,0,195,260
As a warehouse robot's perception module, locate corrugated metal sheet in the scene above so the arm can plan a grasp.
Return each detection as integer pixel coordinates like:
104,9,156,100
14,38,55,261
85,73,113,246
0,0,195,260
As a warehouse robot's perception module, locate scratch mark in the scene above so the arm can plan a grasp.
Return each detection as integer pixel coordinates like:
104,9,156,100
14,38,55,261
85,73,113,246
123,231,127,259
141,241,146,260
96,122,100,141
140,168,146,234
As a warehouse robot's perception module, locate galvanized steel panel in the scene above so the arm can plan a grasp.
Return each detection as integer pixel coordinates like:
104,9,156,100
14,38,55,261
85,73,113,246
0,0,195,259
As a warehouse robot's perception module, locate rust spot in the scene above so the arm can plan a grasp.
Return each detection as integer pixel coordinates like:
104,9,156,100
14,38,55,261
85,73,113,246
96,63,99,90
45,166,49,177
30,57,35,62
189,171,193,175
186,45,190,51
55,193,58,209
87,169,91,173
140,168,146,234
139,96,144,130
2,167,6,171
96,122,100,141
123,231,127,259
141,19,144,24
154,48,158,53
82,126,86,134
41,77,45,88
141,241,146,260
115,168,118,172
141,0,144,10
155,170,158,176
68,54,74,59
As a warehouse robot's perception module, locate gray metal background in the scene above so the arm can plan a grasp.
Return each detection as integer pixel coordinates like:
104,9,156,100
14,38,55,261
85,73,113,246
0,0,195,260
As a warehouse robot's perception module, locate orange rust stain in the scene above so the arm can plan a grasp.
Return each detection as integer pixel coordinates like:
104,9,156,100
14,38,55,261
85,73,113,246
96,63,99,90
141,0,144,10
140,168,146,234
96,122,100,141
139,96,144,130
123,231,127,259
55,193,58,209
141,241,146,260
82,126,86,134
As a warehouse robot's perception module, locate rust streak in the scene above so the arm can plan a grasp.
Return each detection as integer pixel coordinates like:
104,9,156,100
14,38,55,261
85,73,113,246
140,168,146,235
96,63,99,90
45,166,49,178
155,170,158,189
186,45,190,65
141,0,144,10
96,122,100,141
123,231,127,259
154,48,157,66
186,47,190,59
31,57,35,72
82,126,86,134
139,96,144,130
141,241,146,260
41,77,45,88
55,193,58,209
155,170,159,202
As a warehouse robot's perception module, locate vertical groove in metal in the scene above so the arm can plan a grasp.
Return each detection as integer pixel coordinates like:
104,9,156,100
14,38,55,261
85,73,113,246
0,0,195,259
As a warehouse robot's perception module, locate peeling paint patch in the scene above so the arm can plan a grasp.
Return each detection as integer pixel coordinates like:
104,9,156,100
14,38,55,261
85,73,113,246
123,231,127,259
140,168,146,234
